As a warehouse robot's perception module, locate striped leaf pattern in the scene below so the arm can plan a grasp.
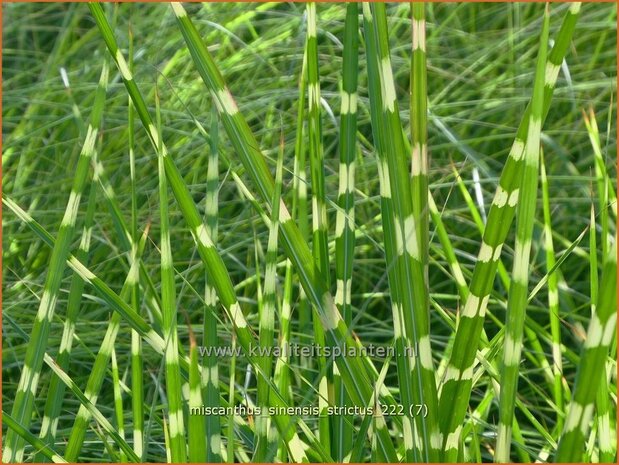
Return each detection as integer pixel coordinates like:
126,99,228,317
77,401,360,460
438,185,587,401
305,4,331,451
436,5,581,459
63,227,150,461
333,4,358,460
4,3,613,462
35,181,98,460
495,6,549,460
3,63,110,463
91,4,317,460
170,3,403,459
363,3,440,460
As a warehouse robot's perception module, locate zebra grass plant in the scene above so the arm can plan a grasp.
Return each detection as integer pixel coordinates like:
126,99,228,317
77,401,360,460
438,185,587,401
2,2,616,463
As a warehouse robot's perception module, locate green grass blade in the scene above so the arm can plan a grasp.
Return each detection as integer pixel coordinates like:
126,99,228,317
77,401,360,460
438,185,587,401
428,191,469,301
410,5,440,458
65,316,127,456
584,107,618,224
595,359,616,462
274,80,308,456
452,167,511,289
540,152,565,431
3,411,67,464
188,326,207,462
293,50,312,372
254,135,284,461
556,236,617,460
306,2,330,285
362,4,419,459
589,203,617,463
274,256,294,462
203,107,223,462
155,90,187,462
127,26,145,461
495,6,549,461
305,4,331,451
226,335,237,463
333,4,358,460
364,3,439,460
110,349,127,462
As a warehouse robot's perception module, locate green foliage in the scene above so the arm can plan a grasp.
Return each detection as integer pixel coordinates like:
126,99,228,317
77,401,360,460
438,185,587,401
2,2,616,463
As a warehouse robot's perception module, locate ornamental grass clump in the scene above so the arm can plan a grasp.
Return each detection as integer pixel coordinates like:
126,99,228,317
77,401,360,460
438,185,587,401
2,2,616,463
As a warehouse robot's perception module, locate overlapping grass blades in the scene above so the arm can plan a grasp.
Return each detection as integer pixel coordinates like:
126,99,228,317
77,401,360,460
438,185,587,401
3,196,165,352
154,90,187,462
436,5,581,459
254,136,284,461
35,180,97,461
43,353,140,462
305,4,331,451
363,3,439,460
3,411,67,464
555,104,617,462
556,237,617,461
202,107,223,463
333,4,358,460
2,3,614,462
90,4,327,461
64,226,150,462
169,2,402,459
3,62,110,463
495,6,549,461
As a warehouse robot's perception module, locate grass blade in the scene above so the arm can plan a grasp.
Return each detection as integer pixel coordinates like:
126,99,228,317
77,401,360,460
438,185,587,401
364,3,440,459
110,349,127,462
188,322,207,462
305,4,332,452
3,411,67,464
293,50,312,374
436,5,581,459
203,107,223,462
155,90,187,462
306,2,330,284
127,26,146,461
540,152,565,431
495,6,549,461
254,135,284,461
226,335,238,463
333,4,358,460
362,4,418,459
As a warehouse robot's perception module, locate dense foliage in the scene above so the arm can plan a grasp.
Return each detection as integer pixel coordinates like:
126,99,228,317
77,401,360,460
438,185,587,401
2,2,617,463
